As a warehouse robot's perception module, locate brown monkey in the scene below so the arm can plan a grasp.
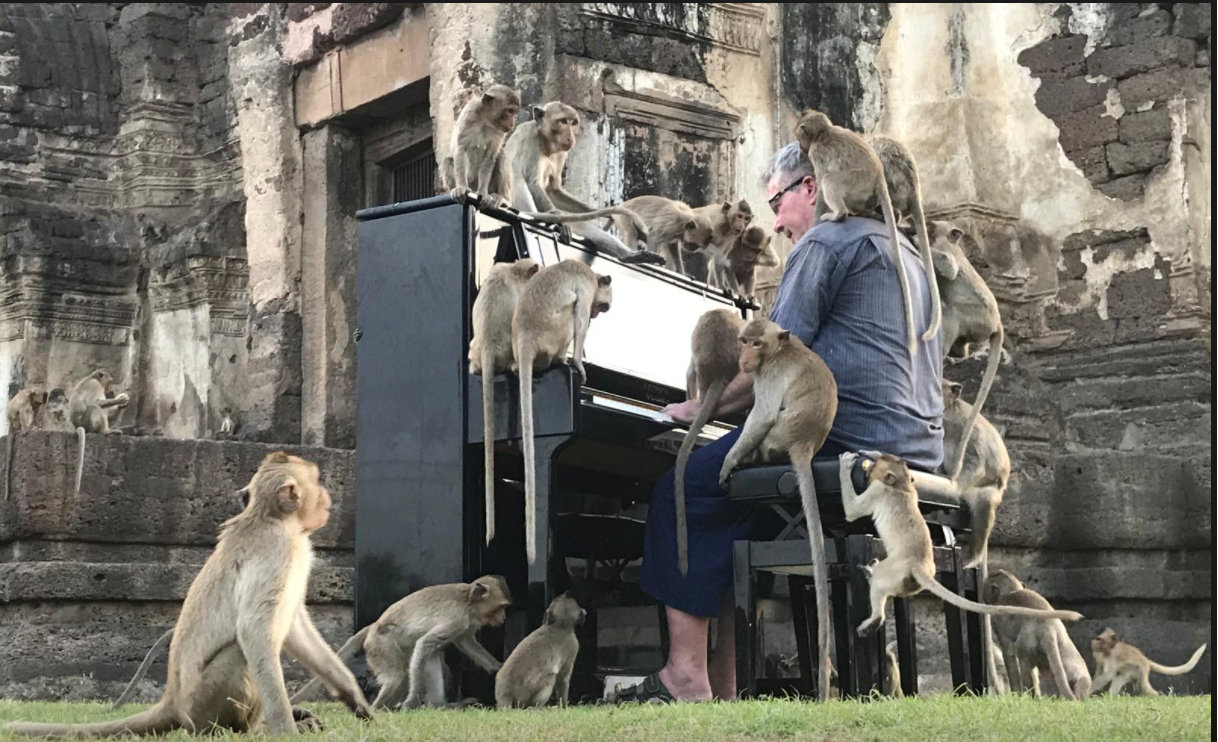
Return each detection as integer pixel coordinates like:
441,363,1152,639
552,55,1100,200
504,102,664,265
469,258,541,545
674,309,743,575
215,406,237,439
717,319,837,702
838,452,1083,638
1090,628,1207,697
68,370,130,498
984,569,1091,700
291,575,512,709
441,84,522,206
717,224,779,297
613,195,715,275
5,387,47,501
882,640,903,698
869,136,942,341
929,221,1004,483
494,593,585,709
4,452,374,737
796,109,917,356
694,200,753,286
513,259,613,564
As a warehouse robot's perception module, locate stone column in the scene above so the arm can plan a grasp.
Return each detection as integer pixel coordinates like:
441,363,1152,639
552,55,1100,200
301,125,361,449
228,5,304,443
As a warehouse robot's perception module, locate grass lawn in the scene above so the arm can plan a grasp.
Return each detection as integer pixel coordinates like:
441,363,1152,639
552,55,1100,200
0,694,1210,741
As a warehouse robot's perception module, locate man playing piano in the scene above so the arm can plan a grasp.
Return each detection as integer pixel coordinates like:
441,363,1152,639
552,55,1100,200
618,142,945,703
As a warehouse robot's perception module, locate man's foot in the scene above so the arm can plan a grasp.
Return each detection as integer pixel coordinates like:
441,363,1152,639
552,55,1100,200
608,672,678,705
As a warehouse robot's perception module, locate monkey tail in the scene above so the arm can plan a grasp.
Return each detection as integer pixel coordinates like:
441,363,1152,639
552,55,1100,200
915,572,1083,622
5,701,179,738
949,327,1004,482
111,628,174,710
1147,644,1208,676
1043,629,1077,700
878,177,917,357
289,626,372,705
909,174,941,342
519,351,538,565
519,206,648,242
673,380,726,576
978,552,1002,693
482,349,497,546
793,453,832,702
74,426,86,497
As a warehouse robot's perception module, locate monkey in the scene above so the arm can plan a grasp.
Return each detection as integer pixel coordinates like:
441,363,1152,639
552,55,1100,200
513,259,613,564
468,258,541,545
37,389,69,431
928,221,1005,484
4,452,374,737
504,101,664,266
984,569,1091,701
440,84,521,206
795,109,917,357
693,200,753,286
716,224,780,297
716,318,838,702
5,387,47,501
868,136,942,342
290,575,512,709
494,593,585,709
882,640,903,698
612,195,715,275
941,377,1011,689
838,452,1084,641
673,309,744,576
68,370,130,499
215,406,237,440
1090,628,1207,697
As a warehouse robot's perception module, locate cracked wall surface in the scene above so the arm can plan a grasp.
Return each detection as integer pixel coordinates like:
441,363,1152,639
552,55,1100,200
1,2,1212,698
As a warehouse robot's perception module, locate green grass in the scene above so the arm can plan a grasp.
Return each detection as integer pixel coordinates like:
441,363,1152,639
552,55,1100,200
0,694,1210,741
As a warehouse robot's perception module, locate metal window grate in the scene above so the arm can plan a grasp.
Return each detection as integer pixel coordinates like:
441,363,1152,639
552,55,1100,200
392,150,438,203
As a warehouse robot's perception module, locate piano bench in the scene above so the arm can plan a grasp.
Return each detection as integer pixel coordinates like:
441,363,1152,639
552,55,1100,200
733,535,988,700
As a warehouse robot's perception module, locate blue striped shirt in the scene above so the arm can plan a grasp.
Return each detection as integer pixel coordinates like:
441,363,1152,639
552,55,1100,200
769,216,944,471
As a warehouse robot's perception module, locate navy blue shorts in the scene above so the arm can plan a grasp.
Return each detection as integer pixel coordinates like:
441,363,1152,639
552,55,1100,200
640,428,847,618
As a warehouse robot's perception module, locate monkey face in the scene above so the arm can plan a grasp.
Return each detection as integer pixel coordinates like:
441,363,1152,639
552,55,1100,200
29,390,47,409
1092,628,1118,656
255,453,332,531
869,454,914,490
92,370,115,390
737,320,788,373
729,202,753,233
591,274,612,318
470,575,513,626
740,226,770,257
540,103,580,151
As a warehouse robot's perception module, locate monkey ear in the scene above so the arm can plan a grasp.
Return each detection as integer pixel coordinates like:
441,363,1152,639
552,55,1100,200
470,581,489,601
931,250,959,281
777,330,791,343
597,274,612,287
949,227,965,243
482,91,495,104
532,105,544,121
946,382,962,402
276,481,302,512
685,220,697,232
722,202,732,212
526,263,541,277
543,606,557,625
262,451,292,466
882,470,898,487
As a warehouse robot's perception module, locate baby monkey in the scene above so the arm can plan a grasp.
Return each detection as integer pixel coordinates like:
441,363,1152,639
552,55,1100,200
1090,628,1207,696
716,224,779,297
495,593,585,709
838,452,1083,636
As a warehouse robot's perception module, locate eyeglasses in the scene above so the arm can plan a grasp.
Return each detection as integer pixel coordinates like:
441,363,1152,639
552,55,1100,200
768,176,807,215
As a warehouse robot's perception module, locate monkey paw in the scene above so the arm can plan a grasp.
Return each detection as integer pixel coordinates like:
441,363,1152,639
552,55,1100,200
718,463,735,490
353,328,363,342
449,187,473,204
839,452,859,472
620,251,666,266
556,225,574,243
292,707,324,733
857,621,879,637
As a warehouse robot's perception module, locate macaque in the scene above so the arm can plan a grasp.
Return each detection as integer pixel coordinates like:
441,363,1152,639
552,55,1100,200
68,370,129,497
1090,628,1207,697
441,84,522,206
5,387,47,501
694,199,753,283
716,224,779,297
612,195,714,275
495,593,585,709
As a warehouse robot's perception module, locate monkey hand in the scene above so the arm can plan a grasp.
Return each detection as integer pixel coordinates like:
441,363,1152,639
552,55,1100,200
620,250,666,266
718,459,737,489
839,451,860,473
449,186,473,204
349,699,374,722
556,224,573,243
114,393,130,408
353,328,363,342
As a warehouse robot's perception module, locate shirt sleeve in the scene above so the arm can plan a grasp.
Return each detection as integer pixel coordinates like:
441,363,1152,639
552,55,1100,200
768,236,850,347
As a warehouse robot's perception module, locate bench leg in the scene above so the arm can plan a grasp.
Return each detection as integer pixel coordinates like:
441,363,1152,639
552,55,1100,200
894,597,918,697
961,555,986,695
847,535,881,698
831,539,853,699
940,547,969,695
733,540,756,699
788,575,816,697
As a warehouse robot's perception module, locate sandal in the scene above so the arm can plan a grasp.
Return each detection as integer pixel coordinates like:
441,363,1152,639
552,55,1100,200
607,672,677,705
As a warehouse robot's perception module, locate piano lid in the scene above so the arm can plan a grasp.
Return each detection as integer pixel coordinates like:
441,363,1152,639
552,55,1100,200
471,210,748,395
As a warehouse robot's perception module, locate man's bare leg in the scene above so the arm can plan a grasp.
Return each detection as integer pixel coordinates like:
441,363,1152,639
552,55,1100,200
708,593,737,700
658,606,714,701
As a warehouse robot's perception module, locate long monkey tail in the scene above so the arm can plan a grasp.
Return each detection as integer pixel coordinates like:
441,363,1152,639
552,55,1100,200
5,701,179,739
519,349,538,565
915,572,1084,622
112,628,174,709
793,452,833,702
1044,628,1077,700
482,348,497,546
878,177,917,357
949,327,1004,482
1147,644,1208,676
74,426,86,497
673,380,727,576
289,625,373,704
519,206,651,243
908,167,942,342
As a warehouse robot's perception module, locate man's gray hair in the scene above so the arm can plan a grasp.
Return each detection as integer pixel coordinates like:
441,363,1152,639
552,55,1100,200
761,141,814,188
